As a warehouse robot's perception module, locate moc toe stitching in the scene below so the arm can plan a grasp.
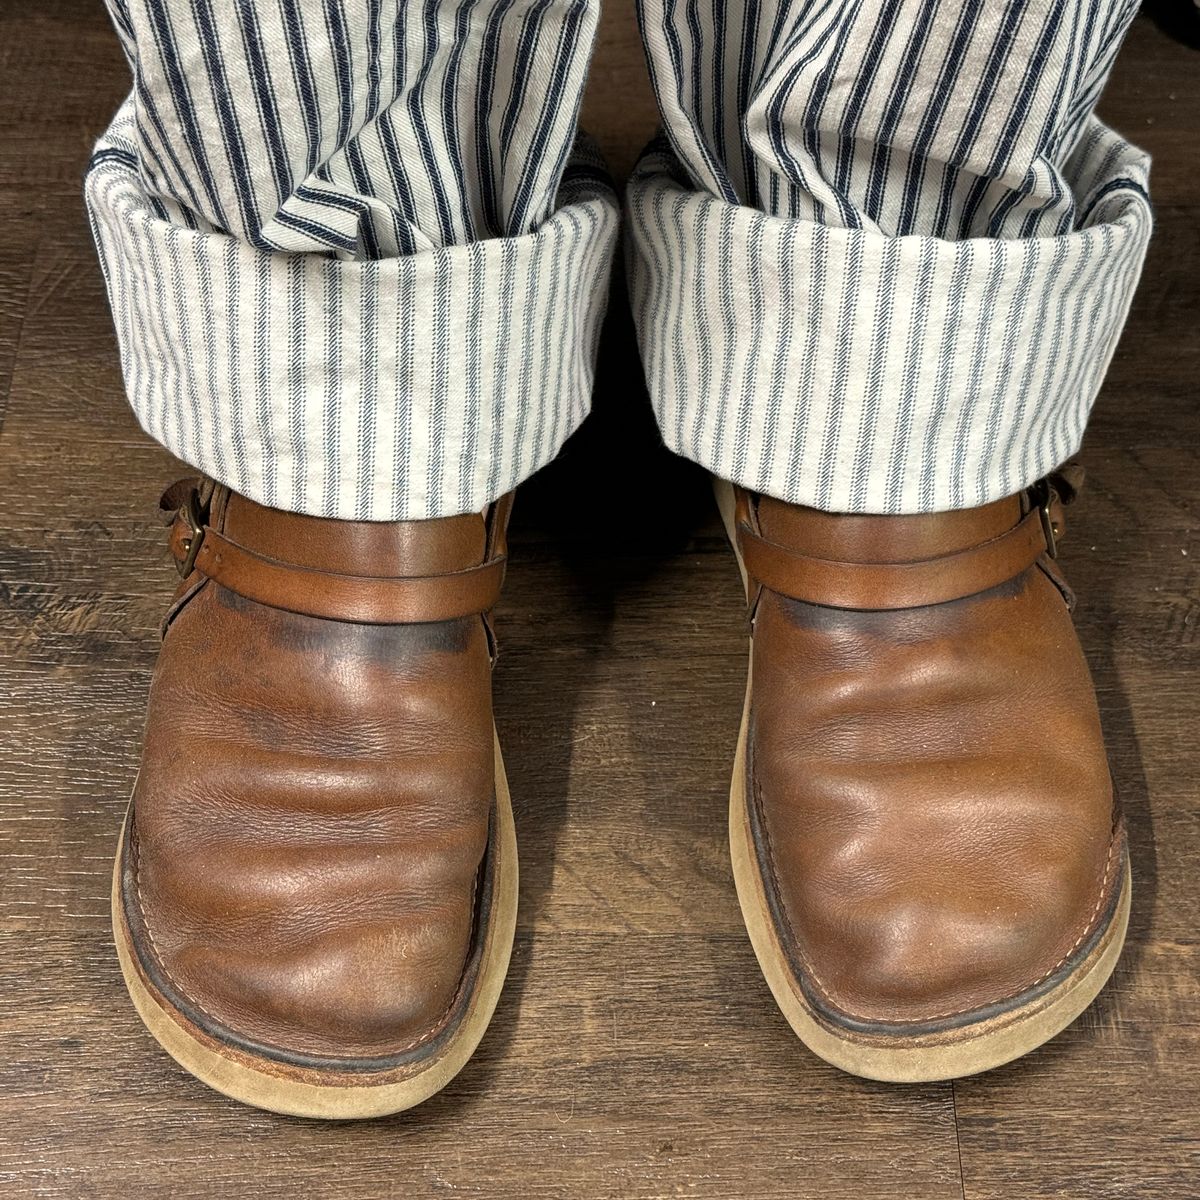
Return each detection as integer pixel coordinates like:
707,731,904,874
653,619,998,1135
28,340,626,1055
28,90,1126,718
751,764,1125,1033
125,812,487,1067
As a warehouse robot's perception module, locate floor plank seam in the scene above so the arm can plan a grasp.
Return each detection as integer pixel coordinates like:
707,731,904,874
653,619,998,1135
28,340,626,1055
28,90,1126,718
951,1079,967,1200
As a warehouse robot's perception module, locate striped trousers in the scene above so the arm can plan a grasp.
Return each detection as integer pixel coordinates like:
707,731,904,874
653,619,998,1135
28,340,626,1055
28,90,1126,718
86,1,1152,521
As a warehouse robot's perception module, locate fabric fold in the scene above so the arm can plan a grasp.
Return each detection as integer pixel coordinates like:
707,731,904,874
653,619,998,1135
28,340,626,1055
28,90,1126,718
626,118,1151,514
87,102,619,521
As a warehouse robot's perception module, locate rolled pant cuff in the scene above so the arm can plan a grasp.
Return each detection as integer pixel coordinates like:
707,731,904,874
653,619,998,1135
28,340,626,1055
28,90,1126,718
86,101,620,521
626,119,1152,514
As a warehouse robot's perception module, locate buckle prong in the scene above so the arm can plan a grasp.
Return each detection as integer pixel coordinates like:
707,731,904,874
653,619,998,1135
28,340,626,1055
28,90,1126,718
1035,484,1060,560
177,479,214,577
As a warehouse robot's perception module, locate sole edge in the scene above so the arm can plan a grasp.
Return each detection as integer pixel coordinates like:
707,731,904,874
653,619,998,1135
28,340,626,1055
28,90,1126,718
112,729,519,1119
714,474,1131,1083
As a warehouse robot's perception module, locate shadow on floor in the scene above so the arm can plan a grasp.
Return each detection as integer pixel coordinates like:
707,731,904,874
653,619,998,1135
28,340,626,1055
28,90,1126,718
1141,0,1200,51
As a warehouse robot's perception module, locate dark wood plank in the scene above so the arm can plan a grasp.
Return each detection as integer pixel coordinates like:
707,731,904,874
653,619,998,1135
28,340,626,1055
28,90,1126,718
0,4,129,191
585,3,659,179
0,194,37,434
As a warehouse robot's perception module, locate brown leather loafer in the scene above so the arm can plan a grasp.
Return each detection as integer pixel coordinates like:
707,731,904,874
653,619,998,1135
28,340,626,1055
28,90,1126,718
113,480,518,1118
715,470,1129,1082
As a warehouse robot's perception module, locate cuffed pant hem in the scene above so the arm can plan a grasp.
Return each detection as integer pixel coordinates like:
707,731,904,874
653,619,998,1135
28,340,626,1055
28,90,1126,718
86,101,620,521
625,118,1152,514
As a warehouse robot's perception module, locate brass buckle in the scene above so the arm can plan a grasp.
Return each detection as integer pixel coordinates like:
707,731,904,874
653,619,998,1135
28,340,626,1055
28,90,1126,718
1032,481,1060,560
177,479,214,577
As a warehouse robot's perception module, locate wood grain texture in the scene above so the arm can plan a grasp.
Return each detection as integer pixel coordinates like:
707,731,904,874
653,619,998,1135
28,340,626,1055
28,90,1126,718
0,4,1196,1198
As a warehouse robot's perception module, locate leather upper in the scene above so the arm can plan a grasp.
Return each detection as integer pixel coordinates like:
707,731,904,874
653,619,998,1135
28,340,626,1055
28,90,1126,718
738,473,1125,1030
123,482,509,1061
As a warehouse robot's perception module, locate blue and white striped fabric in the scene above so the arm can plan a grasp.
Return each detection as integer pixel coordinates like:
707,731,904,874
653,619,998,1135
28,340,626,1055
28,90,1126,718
87,0,1151,520
87,0,618,520
629,0,1152,512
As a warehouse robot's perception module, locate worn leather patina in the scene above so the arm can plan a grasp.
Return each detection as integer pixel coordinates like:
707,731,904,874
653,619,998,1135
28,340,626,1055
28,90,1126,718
734,469,1126,1033
120,480,512,1064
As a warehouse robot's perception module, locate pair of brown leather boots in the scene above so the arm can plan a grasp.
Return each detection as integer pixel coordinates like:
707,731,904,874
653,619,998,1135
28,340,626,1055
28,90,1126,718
112,469,1128,1118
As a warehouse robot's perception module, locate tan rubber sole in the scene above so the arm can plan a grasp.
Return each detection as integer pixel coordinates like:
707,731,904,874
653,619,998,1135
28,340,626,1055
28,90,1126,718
112,730,518,1119
714,477,1131,1083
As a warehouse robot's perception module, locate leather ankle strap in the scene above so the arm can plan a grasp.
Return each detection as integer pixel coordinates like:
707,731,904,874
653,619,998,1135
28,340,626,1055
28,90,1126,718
191,529,507,623
162,480,511,625
735,476,1073,613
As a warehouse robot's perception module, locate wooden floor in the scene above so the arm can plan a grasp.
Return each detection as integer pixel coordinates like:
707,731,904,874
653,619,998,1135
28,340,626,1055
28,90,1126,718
1,5,1198,1198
